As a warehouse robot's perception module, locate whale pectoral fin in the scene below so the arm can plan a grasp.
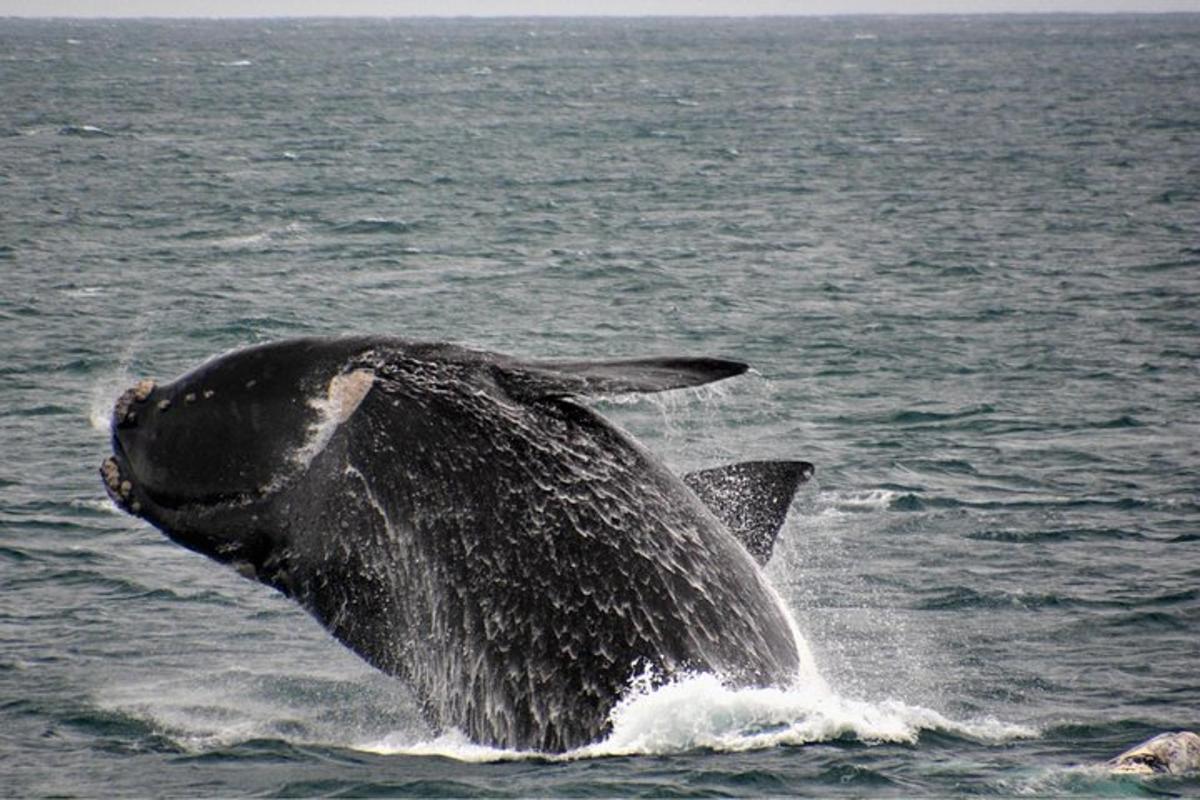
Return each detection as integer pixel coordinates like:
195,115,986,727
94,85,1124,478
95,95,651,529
495,356,748,399
683,460,814,565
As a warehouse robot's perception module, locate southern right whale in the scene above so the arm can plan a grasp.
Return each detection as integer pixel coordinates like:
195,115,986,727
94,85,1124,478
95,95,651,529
100,337,813,752
1107,731,1200,776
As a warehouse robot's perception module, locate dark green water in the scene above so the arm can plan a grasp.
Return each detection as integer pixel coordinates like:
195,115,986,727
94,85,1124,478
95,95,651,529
2,15,1198,797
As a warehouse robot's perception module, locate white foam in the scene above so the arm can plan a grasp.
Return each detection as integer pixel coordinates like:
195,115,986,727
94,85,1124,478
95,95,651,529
95,592,1034,764
63,285,105,299
590,673,1034,756
354,673,1037,762
98,665,1036,763
357,729,530,762
821,489,902,513
73,497,124,515
212,221,306,249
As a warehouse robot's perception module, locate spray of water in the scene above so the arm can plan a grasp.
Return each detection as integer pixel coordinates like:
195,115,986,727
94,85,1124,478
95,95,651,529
87,314,164,434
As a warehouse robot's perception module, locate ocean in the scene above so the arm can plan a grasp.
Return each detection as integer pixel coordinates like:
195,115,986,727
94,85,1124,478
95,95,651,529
2,13,1198,797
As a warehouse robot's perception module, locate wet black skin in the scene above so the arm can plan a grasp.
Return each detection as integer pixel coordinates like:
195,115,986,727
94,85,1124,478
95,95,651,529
105,338,372,574
102,336,811,752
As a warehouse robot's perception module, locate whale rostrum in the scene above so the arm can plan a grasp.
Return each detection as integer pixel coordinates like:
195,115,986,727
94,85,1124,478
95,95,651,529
101,337,814,752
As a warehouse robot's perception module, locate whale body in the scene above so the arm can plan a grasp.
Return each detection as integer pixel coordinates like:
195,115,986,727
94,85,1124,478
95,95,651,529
101,337,812,752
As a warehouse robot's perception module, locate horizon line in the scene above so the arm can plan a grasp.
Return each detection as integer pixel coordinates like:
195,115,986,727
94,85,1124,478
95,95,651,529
6,9,1200,18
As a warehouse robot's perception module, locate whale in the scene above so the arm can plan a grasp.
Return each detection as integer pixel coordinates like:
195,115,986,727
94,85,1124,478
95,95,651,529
1107,731,1200,776
100,336,813,752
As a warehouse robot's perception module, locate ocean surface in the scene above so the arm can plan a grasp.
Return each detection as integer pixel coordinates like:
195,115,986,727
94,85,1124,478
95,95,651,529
2,14,1199,797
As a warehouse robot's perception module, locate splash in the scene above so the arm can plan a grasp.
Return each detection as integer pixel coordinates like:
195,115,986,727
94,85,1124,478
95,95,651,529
95,665,426,755
354,672,1037,761
816,488,905,515
593,673,1035,756
593,369,779,469
99,656,1035,763
88,333,151,434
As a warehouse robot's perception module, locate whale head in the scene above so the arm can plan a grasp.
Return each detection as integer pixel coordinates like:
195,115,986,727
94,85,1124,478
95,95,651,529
100,337,377,577
101,337,761,578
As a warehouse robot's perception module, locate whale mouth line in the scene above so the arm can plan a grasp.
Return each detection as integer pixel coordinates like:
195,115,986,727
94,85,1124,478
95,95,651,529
101,446,261,518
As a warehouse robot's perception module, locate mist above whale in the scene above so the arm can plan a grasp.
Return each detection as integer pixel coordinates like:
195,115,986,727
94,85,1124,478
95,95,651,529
100,336,814,752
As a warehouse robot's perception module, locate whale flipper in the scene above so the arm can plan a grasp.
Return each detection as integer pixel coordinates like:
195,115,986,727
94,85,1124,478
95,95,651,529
495,355,748,400
684,461,814,565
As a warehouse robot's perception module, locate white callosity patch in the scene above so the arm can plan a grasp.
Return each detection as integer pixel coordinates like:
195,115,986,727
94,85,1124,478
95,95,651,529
1107,731,1200,776
290,369,376,471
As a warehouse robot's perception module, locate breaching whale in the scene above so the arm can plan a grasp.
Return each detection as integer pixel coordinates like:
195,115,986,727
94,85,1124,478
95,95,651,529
100,337,813,752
